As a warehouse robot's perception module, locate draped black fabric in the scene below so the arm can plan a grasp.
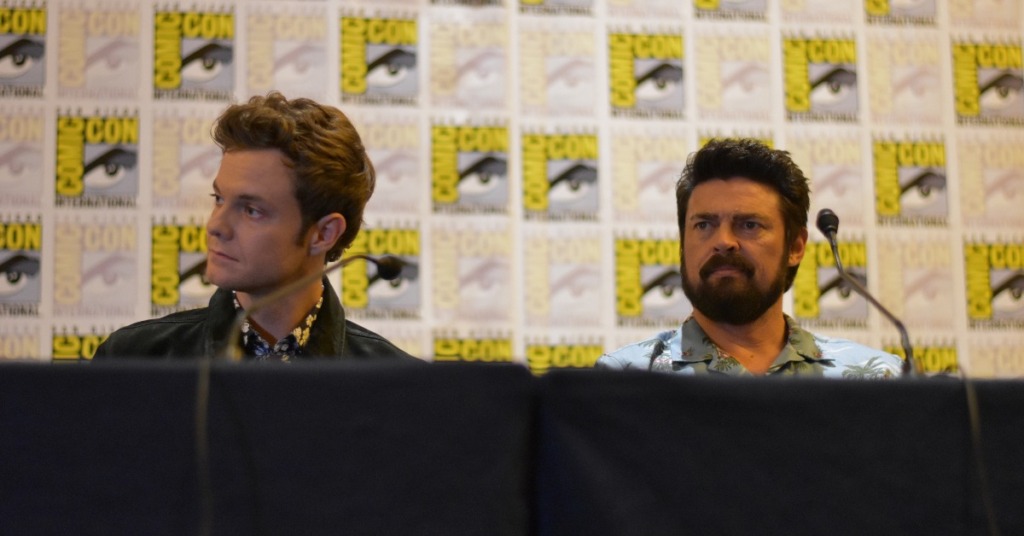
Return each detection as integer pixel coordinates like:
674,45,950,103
2,363,1023,536
0,361,533,536
535,370,1024,536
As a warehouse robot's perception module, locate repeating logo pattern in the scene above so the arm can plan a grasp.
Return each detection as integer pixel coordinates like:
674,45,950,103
1,1,1022,373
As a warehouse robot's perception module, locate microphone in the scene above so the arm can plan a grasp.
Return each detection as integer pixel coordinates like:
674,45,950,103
218,253,404,361
815,208,917,376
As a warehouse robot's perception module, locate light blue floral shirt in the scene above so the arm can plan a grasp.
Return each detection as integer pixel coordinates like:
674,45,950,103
597,315,903,379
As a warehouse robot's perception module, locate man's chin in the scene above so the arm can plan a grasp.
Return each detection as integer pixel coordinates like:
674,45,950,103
701,278,754,296
203,270,229,291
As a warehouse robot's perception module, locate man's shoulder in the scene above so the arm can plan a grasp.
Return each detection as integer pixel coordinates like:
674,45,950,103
811,332,904,377
94,307,211,359
117,308,209,330
596,329,678,370
344,320,420,361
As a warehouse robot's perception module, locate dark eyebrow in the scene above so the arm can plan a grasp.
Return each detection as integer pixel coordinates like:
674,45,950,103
689,212,769,222
689,212,719,222
210,181,265,203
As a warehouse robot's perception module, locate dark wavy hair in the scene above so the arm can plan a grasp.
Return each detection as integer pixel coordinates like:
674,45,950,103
676,138,810,289
212,91,375,262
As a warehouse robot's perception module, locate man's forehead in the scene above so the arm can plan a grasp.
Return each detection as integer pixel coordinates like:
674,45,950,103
688,177,782,214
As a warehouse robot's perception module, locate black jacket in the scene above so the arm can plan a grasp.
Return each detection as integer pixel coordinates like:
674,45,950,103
93,279,416,361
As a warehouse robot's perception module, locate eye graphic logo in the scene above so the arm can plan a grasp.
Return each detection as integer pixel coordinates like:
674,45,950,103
55,114,140,207
965,242,1024,328
546,57,596,114
0,7,46,96
609,32,685,118
431,125,509,214
0,37,44,84
152,114,220,209
873,140,948,224
58,8,139,97
0,219,42,316
247,12,326,98
616,237,685,327
954,42,1024,125
154,11,235,99
0,252,39,301
54,220,136,316
784,37,859,121
151,222,212,316
794,241,868,327
641,265,686,321
343,228,421,319
525,233,601,326
341,16,417,104
0,111,44,204
522,133,599,219
459,154,507,206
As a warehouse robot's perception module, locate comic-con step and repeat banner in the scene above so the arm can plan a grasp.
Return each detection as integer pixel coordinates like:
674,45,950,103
1,0,1022,375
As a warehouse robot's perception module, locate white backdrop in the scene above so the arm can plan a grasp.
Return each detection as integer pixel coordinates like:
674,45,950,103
0,0,1022,376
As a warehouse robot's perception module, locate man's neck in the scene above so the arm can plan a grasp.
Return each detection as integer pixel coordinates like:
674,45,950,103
235,277,325,344
691,305,788,375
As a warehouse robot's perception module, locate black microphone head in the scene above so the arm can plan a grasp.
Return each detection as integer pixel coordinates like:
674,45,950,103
373,255,404,281
816,208,840,238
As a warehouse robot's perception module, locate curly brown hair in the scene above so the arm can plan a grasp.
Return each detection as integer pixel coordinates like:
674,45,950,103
212,92,375,262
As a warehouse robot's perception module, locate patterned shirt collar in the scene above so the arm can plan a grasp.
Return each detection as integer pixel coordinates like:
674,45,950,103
674,314,833,376
232,287,324,362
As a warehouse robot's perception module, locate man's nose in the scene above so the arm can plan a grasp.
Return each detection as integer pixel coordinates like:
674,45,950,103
206,206,230,240
711,225,739,252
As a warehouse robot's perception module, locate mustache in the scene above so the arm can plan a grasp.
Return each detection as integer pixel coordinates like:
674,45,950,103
699,253,755,280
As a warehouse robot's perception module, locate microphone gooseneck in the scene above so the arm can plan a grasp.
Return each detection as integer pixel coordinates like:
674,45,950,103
372,255,404,282
218,254,405,361
814,208,917,377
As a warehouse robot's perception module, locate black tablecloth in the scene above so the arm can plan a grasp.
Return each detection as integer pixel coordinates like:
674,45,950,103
3,362,1022,536
0,361,533,536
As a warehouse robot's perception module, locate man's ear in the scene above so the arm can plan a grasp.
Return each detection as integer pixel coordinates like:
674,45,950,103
788,227,809,268
308,213,346,257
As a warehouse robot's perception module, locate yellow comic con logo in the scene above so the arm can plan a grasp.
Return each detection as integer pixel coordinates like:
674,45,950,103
953,42,1024,124
341,16,417,102
609,32,684,117
431,124,509,213
965,241,1024,328
154,10,234,97
526,343,603,375
784,37,858,120
434,335,513,363
873,140,947,223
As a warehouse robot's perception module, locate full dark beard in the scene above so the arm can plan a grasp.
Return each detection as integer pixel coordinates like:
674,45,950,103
681,252,788,325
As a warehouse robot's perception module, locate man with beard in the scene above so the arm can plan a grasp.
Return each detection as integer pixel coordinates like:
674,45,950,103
597,138,902,378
